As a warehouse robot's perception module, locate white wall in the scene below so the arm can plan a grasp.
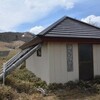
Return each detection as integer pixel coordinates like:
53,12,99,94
48,42,79,83
93,44,100,76
26,43,50,84
26,43,100,84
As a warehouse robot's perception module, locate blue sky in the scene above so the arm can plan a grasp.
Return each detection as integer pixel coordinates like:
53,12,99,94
0,0,100,34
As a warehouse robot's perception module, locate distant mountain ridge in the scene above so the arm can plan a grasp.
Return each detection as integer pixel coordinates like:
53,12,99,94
0,32,34,42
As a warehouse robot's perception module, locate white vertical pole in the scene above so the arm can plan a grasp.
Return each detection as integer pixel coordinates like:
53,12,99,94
3,63,6,85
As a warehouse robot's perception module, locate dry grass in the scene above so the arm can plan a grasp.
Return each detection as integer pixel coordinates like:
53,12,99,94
0,42,10,51
1,85,100,100
0,41,24,50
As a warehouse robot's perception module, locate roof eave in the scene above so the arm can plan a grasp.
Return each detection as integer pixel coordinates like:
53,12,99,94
19,36,42,50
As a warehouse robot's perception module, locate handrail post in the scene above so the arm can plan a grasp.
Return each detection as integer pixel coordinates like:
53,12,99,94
3,63,6,85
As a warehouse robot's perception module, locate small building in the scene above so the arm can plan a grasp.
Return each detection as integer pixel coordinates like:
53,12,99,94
20,16,100,84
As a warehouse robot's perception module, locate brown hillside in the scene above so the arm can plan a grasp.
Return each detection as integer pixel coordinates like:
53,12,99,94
0,32,34,42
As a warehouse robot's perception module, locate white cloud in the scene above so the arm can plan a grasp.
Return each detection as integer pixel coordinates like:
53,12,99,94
81,15,100,27
0,0,77,31
30,26,45,34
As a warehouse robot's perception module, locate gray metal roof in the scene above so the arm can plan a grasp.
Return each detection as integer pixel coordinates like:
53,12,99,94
38,16,100,39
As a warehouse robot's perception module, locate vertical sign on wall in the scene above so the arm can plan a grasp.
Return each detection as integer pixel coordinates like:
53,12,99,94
67,44,73,72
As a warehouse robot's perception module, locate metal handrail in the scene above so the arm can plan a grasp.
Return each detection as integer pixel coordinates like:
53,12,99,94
5,48,31,70
0,44,41,80
5,48,30,67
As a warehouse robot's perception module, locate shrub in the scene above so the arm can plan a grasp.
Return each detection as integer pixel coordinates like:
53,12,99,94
34,80,47,89
0,85,18,100
64,81,77,89
8,68,38,82
93,75,100,84
6,68,48,93
19,62,26,69
77,80,98,93
48,80,99,93
77,80,91,88
48,83,64,90
6,74,36,94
